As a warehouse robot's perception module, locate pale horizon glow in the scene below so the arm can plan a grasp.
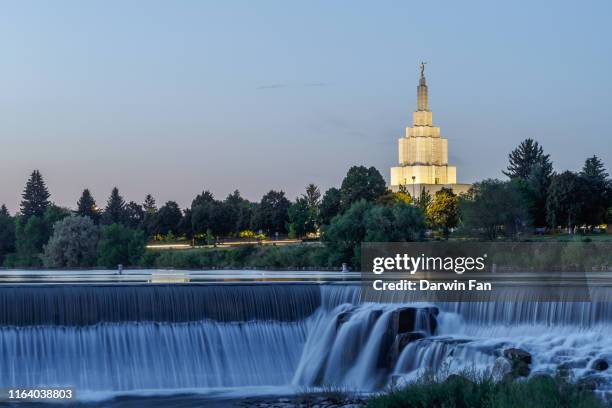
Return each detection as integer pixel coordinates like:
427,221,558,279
1,1,611,213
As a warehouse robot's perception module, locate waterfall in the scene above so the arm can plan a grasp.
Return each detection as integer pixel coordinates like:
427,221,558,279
0,319,310,390
0,282,610,397
0,283,321,325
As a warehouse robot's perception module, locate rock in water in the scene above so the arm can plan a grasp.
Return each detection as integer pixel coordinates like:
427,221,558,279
592,358,609,371
503,348,532,365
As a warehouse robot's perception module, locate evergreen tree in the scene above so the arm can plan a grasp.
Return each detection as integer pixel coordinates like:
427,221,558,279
143,194,157,214
102,187,126,225
20,170,50,219
580,155,611,226
503,139,553,180
0,205,16,259
76,189,100,223
503,139,554,226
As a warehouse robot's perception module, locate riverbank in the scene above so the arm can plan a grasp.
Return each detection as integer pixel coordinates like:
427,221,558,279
366,374,608,408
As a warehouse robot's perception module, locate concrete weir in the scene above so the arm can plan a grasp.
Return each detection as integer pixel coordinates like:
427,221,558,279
0,272,610,399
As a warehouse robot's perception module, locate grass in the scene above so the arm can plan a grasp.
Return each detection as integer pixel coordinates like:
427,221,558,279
366,373,607,408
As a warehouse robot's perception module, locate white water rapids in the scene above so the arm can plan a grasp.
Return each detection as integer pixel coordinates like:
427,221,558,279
0,283,610,400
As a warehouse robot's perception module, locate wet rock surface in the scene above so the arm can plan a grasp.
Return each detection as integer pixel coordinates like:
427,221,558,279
592,358,609,371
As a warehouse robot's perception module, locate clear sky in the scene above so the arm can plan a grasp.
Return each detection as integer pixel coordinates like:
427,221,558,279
1,0,611,213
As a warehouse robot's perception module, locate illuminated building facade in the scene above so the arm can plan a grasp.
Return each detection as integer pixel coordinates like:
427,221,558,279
390,64,470,197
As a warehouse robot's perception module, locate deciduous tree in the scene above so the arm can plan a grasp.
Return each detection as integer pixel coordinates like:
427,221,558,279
43,216,99,267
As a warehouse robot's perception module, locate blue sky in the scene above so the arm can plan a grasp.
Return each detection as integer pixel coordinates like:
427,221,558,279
1,1,611,212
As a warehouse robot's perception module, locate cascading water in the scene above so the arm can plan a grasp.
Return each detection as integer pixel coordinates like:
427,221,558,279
0,282,611,400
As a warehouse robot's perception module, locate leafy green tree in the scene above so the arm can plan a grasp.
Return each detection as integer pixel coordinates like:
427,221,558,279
14,205,71,257
364,202,425,242
340,166,387,210
322,200,425,269
580,155,611,226
76,189,100,224
415,187,432,214
192,190,215,208
524,162,553,226
377,191,412,207
251,190,291,235
223,190,253,235
43,205,71,236
178,208,193,240
43,216,99,267
97,223,145,267
426,188,459,238
319,187,342,226
124,201,144,229
14,216,46,260
191,191,229,238
154,201,183,236
0,205,16,261
460,179,530,239
288,197,312,238
101,187,126,225
322,200,371,267
20,170,50,220
546,171,586,231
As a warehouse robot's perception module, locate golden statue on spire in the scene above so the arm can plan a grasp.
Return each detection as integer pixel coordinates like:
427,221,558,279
419,61,427,78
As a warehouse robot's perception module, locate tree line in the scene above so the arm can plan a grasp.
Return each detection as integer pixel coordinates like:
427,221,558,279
0,138,610,268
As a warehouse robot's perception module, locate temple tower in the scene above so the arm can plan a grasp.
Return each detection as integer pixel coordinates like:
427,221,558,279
390,63,470,197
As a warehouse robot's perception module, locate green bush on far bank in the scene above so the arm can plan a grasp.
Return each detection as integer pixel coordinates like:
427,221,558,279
367,374,606,408
141,244,332,270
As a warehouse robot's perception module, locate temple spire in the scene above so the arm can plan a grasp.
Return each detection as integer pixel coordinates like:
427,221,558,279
417,62,428,111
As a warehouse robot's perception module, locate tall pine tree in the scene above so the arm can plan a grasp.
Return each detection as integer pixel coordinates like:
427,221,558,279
503,139,553,180
580,155,611,226
102,187,126,225
504,139,554,226
143,194,157,214
20,170,50,219
0,204,16,258
76,189,100,224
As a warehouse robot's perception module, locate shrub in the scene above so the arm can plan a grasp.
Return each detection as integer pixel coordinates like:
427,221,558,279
97,223,145,268
43,216,99,268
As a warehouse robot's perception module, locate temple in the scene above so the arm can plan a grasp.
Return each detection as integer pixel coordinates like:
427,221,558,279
390,63,470,197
